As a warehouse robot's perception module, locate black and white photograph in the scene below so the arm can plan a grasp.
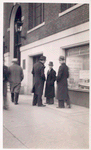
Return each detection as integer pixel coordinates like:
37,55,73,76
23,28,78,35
1,0,91,149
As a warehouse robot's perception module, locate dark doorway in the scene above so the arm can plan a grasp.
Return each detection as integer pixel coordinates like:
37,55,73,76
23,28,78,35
33,54,43,65
14,6,22,65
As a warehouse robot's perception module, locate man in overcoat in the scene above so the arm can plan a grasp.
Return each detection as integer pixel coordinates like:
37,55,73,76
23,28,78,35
56,56,71,108
8,58,24,105
32,56,46,107
3,60,9,110
45,61,56,104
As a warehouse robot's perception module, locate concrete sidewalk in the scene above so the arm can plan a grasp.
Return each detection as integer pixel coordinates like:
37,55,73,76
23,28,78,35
3,92,89,149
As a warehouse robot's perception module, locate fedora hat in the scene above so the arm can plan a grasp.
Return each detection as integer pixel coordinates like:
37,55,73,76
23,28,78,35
48,61,53,66
39,56,46,61
59,56,65,61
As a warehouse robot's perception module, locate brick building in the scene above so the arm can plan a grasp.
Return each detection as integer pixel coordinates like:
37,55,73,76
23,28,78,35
3,3,89,107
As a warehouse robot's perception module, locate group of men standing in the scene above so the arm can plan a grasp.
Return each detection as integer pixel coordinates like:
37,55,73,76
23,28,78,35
32,55,71,108
3,55,71,110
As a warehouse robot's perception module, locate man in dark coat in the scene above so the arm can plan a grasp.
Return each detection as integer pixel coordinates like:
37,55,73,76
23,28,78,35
45,61,56,104
3,61,9,110
56,56,71,108
32,56,46,107
8,58,24,105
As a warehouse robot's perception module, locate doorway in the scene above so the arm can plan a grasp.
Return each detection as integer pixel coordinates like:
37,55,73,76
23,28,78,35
33,54,43,65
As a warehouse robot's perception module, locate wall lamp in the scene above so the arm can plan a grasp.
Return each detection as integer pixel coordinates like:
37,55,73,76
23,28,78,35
15,19,26,40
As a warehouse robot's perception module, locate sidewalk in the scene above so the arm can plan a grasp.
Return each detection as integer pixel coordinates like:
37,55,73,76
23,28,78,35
3,92,89,149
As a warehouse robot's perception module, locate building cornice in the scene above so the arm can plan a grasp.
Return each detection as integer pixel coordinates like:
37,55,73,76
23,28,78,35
20,21,89,52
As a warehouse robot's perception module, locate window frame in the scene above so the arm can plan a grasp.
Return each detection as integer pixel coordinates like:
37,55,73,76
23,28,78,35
28,3,44,31
59,4,84,17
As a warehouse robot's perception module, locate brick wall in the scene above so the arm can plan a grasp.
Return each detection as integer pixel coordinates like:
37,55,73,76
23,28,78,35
3,3,89,52
21,3,89,46
3,3,13,53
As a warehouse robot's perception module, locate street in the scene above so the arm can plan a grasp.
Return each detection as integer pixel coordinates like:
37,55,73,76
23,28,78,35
3,92,89,149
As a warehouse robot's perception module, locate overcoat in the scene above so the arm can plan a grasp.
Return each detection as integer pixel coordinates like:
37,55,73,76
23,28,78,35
56,63,69,100
8,64,24,93
3,65,9,96
45,69,56,98
32,61,45,96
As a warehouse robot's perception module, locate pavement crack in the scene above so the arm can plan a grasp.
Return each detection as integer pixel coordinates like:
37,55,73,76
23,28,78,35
3,125,28,148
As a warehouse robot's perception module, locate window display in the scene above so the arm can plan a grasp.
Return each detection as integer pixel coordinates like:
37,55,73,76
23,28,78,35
66,44,89,92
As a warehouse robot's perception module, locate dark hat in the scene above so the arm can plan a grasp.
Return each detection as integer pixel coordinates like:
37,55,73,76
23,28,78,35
39,56,46,61
59,56,65,61
48,61,53,66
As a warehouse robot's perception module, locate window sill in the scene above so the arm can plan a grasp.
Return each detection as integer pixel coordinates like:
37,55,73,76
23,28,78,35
68,88,89,93
27,22,45,34
59,4,84,17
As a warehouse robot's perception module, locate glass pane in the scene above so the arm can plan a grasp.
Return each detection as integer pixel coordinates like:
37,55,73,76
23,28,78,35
61,3,77,12
33,3,44,27
61,4,67,12
66,54,89,91
36,17,40,26
36,3,41,7
36,6,41,17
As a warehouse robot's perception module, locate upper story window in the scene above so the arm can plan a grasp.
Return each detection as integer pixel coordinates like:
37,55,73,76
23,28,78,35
28,3,44,30
60,3,77,12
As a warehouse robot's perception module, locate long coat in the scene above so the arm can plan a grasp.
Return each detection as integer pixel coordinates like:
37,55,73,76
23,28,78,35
45,69,56,98
56,63,69,100
32,61,45,96
8,64,24,93
3,65,9,96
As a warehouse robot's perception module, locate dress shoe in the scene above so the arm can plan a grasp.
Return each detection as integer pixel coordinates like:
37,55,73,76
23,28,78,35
15,102,18,105
68,104,71,108
3,106,8,110
38,104,46,107
56,106,65,108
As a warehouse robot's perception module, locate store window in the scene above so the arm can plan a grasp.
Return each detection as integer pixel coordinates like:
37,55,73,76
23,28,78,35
60,3,77,12
66,44,89,92
28,3,44,30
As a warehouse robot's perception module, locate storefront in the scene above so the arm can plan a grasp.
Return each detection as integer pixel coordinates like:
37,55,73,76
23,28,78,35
66,44,89,107
20,21,89,107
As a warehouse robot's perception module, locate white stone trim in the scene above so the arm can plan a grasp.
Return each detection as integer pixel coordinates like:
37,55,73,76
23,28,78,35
21,21,89,52
27,22,45,34
59,4,84,17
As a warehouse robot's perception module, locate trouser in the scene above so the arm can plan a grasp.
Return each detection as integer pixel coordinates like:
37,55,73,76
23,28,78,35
33,94,42,106
3,81,8,109
33,94,38,105
58,100,64,108
46,98,54,104
3,95,8,109
11,93,14,102
65,94,71,106
12,93,19,104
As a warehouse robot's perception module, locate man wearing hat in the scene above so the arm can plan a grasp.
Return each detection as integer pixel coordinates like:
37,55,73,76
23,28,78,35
8,58,24,105
32,56,46,107
3,58,9,110
45,61,56,104
56,56,71,108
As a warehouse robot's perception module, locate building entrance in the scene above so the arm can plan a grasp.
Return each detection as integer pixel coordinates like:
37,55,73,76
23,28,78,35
33,54,43,65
